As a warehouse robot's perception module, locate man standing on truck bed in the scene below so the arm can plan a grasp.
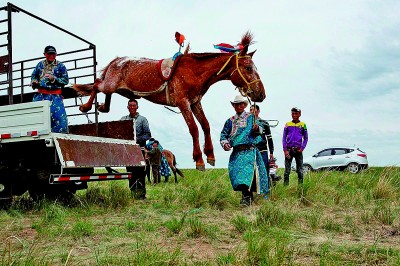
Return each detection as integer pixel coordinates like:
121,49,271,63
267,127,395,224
121,99,152,200
30,45,69,133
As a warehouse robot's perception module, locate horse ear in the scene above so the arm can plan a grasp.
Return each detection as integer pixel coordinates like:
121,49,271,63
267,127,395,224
248,50,257,58
239,45,248,56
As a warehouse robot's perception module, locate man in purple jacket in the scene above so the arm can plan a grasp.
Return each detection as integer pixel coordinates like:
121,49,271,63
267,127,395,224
282,107,308,185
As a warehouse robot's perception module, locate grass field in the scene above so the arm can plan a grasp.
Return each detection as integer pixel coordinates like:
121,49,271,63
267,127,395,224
1,167,399,265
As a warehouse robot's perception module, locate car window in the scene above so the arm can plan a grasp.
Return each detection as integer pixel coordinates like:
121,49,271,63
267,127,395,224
334,149,346,155
318,149,332,157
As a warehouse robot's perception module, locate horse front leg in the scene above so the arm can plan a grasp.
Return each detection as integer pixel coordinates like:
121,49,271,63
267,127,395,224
178,101,205,171
191,101,215,166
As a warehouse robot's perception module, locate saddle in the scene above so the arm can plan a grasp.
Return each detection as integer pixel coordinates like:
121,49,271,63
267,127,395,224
157,52,183,81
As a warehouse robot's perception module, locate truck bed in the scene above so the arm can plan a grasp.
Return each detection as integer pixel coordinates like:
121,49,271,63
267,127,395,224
0,101,145,168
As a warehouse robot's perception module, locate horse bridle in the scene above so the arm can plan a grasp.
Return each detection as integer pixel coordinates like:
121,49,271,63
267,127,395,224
217,53,261,97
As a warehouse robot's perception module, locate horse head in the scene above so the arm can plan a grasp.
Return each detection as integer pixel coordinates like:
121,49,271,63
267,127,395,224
229,50,265,102
224,31,265,102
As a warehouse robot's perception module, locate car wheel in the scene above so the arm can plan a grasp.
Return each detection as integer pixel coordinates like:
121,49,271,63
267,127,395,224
347,163,360,174
303,164,312,174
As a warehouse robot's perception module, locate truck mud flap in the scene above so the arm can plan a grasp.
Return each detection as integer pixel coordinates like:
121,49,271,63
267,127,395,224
51,133,146,168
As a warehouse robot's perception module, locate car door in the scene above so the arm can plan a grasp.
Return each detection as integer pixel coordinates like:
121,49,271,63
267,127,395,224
313,149,334,169
330,148,347,167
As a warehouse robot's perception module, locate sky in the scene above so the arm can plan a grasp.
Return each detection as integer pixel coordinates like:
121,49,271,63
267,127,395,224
1,0,399,168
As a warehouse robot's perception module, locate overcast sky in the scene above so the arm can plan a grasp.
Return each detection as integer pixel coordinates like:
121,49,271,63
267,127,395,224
1,0,399,168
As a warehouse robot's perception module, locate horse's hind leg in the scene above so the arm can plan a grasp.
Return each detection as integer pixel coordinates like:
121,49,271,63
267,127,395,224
98,93,111,113
191,101,215,166
170,164,178,183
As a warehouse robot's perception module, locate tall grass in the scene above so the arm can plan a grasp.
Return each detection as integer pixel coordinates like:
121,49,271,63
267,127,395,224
0,167,399,265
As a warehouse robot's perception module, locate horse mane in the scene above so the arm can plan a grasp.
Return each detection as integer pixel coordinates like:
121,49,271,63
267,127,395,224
184,31,255,58
185,53,224,60
240,31,254,55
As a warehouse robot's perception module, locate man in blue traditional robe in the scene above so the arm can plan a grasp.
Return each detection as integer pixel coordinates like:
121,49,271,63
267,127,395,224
30,45,69,133
220,95,269,206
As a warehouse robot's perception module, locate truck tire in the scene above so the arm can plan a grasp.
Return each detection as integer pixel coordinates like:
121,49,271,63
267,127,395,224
29,168,76,203
0,167,13,209
0,198,12,209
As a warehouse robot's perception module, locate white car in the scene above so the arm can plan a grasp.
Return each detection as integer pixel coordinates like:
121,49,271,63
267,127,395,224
302,147,368,174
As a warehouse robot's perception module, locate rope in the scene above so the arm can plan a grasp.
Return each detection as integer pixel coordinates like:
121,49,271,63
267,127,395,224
217,54,261,99
131,82,168,97
127,81,171,106
216,53,236,75
78,96,93,123
164,106,181,114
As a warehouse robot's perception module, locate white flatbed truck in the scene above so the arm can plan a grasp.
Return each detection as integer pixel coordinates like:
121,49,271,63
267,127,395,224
0,100,146,207
0,3,147,208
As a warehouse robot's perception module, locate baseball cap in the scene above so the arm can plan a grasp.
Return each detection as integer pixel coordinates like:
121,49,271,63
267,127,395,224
291,107,301,112
44,45,57,54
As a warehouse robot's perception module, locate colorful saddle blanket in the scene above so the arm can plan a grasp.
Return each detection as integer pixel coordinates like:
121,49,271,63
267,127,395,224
157,52,183,81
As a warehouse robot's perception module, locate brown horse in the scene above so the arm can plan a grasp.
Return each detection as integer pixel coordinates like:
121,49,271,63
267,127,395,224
73,31,265,170
145,149,184,184
162,149,184,183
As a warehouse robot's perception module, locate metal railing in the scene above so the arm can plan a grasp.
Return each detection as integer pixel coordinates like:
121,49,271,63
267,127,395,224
0,2,98,126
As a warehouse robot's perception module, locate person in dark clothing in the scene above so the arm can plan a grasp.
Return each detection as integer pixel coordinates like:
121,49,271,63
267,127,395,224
250,105,274,177
145,140,162,184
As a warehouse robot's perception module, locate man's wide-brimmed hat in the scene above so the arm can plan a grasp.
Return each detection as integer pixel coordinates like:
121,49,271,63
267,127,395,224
230,95,248,106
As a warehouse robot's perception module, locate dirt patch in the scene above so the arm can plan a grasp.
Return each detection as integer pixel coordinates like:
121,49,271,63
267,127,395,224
180,239,231,261
18,227,37,241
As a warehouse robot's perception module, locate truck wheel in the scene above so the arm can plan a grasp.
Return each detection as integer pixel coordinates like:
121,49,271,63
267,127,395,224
0,168,13,209
0,197,12,209
29,168,76,203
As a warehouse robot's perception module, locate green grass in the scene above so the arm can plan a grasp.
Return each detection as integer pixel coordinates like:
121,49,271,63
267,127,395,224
0,167,399,265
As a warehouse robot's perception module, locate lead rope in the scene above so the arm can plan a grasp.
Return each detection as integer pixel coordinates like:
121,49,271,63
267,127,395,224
237,89,256,127
78,96,93,124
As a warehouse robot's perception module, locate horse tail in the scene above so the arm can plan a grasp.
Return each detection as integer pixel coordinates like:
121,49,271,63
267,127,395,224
176,167,185,178
72,83,94,96
172,154,185,178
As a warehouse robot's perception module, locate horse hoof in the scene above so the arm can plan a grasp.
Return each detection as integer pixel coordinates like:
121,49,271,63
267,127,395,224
79,105,90,113
207,159,215,166
98,105,109,113
196,165,205,171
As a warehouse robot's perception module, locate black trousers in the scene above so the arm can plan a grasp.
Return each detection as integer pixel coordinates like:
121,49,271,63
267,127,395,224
237,174,257,199
126,166,146,199
284,149,304,185
126,149,147,199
